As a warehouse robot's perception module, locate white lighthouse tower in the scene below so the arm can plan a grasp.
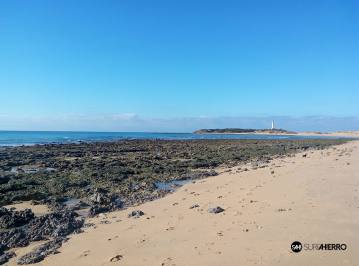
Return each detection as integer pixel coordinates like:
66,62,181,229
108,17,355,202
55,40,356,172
271,120,275,130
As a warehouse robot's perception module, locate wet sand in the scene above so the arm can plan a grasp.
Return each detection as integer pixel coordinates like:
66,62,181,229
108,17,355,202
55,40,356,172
8,141,359,266
4,201,50,216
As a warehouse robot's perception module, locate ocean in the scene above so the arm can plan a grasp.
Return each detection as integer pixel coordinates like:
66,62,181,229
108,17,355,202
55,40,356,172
0,131,343,146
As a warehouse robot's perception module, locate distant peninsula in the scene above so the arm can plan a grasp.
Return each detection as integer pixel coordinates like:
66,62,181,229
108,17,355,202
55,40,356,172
193,128,297,134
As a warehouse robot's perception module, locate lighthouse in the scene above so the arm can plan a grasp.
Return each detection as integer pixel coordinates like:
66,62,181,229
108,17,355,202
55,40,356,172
271,120,275,130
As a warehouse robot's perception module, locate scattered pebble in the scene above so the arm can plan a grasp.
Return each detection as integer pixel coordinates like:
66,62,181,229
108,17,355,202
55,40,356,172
208,206,225,214
277,208,291,212
128,210,145,218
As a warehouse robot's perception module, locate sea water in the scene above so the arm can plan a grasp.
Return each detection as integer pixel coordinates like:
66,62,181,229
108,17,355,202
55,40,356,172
0,130,342,146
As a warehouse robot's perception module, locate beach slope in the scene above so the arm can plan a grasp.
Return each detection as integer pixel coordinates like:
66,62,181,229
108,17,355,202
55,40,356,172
10,141,359,266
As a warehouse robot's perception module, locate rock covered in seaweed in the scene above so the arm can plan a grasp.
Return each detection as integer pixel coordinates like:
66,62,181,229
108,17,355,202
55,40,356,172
17,238,65,265
0,251,16,265
0,207,84,262
0,207,34,229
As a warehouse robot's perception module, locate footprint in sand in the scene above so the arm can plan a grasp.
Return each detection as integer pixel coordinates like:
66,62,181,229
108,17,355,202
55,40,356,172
80,250,91,258
109,254,123,262
138,238,146,244
161,257,176,266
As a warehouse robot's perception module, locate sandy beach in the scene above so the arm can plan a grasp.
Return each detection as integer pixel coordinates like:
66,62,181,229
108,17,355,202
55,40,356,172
298,131,359,138
2,0,358,265
7,140,358,266
197,130,359,138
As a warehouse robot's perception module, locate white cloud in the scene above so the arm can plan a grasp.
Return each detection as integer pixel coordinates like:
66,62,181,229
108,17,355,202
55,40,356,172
111,113,139,121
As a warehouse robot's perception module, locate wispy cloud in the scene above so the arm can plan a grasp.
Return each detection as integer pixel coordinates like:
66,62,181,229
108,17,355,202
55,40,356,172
0,114,358,132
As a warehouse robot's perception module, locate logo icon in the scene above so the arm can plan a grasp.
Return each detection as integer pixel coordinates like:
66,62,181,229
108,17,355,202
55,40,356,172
291,241,302,253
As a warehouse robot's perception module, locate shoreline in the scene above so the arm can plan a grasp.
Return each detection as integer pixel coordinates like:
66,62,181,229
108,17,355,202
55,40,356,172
1,131,358,148
4,139,359,265
194,131,359,138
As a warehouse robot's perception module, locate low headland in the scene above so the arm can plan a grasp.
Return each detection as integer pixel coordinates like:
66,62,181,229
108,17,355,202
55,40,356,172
194,128,296,134
194,128,359,138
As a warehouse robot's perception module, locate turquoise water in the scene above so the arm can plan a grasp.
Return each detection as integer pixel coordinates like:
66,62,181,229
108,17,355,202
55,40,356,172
0,130,341,146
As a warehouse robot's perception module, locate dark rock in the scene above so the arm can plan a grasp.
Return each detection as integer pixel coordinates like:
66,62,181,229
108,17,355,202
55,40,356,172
111,197,124,209
0,210,83,254
0,207,35,229
0,244,5,254
189,204,199,209
88,194,123,217
0,228,29,249
62,198,89,212
83,223,95,228
128,210,144,218
89,188,111,205
17,238,65,265
180,170,218,180
0,251,16,265
0,176,10,185
26,210,84,240
89,205,110,217
208,206,225,214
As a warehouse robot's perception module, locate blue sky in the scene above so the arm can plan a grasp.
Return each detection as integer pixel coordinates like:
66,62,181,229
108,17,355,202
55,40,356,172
0,0,358,131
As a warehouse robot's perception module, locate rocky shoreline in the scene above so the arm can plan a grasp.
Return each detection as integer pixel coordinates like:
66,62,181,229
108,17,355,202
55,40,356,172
0,139,348,264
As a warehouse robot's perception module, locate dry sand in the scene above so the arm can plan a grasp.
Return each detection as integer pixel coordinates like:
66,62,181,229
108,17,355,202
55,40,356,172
298,131,359,138
8,141,359,266
204,130,359,138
